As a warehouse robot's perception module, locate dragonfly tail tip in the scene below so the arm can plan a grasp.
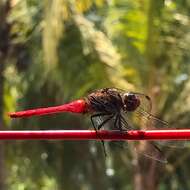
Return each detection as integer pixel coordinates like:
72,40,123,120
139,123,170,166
8,112,17,118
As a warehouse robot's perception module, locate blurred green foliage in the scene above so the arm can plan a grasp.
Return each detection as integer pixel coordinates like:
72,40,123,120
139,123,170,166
2,0,190,189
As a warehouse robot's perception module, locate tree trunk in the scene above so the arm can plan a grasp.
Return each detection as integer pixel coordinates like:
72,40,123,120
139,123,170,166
0,0,11,189
133,1,164,190
0,58,6,190
133,150,162,190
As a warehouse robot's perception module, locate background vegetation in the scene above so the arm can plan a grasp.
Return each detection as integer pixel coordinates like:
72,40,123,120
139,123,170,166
1,0,190,189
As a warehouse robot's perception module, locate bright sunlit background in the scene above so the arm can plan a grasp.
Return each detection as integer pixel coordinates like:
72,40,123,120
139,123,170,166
1,0,190,190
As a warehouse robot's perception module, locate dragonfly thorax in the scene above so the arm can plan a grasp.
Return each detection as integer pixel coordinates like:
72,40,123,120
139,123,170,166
86,88,123,114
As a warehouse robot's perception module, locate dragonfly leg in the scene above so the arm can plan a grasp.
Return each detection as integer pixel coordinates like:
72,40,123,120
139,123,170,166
120,114,133,130
113,114,119,129
113,113,127,131
97,114,114,156
101,139,107,157
90,113,110,132
90,113,114,157
138,142,167,163
118,115,122,131
97,114,114,130
111,114,129,150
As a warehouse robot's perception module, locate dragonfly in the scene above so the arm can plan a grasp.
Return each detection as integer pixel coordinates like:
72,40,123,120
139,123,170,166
9,88,173,163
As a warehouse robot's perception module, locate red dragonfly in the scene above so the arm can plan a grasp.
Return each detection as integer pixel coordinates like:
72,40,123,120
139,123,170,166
9,88,170,163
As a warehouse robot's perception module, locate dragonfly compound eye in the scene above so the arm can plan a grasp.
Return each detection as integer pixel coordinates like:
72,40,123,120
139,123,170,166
123,94,140,112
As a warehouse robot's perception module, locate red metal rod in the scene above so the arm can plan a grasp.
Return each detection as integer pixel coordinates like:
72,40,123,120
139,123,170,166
0,129,190,140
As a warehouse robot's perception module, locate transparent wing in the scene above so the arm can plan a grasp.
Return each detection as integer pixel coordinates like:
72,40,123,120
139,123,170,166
90,113,167,163
118,113,167,163
108,134,167,163
90,114,130,156
134,107,169,130
133,141,167,163
123,107,189,148
132,92,152,113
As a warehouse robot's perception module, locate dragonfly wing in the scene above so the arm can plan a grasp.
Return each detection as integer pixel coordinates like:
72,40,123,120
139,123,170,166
133,109,189,148
109,140,128,150
121,107,190,148
91,112,167,163
134,108,169,129
134,141,167,163
93,112,167,163
133,93,152,113
109,140,167,163
90,114,130,155
157,140,188,148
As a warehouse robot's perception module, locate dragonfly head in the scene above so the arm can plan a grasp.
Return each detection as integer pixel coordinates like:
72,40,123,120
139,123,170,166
123,93,140,112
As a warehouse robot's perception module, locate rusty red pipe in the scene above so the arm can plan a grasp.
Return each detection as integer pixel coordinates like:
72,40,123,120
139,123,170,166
0,129,189,140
